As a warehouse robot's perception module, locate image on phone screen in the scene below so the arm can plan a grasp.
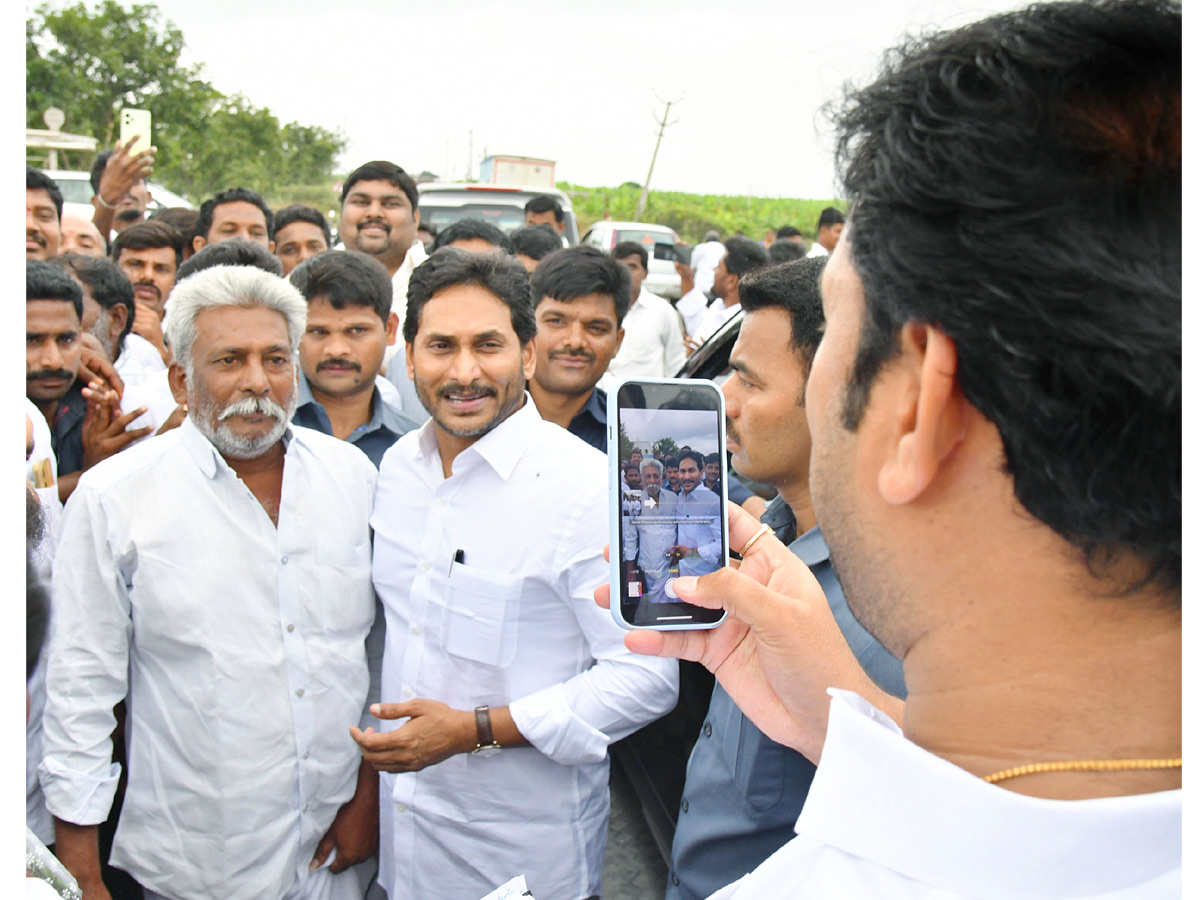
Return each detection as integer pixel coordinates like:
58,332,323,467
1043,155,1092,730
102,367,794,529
611,379,728,629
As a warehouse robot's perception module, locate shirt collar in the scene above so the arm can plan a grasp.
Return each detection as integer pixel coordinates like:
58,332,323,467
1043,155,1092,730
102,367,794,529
297,372,418,438
415,392,537,482
573,387,606,427
799,690,1182,898
178,415,295,479
790,524,830,567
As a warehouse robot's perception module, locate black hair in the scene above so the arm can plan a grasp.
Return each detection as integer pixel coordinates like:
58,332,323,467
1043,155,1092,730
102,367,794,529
816,207,845,230
831,0,1180,592
417,222,438,238
112,220,184,268
767,240,806,265
704,452,720,465
664,456,679,469
176,237,284,282
403,248,536,346
51,254,136,352
341,160,419,212
27,259,83,320
27,551,49,681
524,195,564,222
289,250,392,323
739,257,827,373
150,207,200,241
529,245,632,325
431,218,515,255
721,236,769,277
27,166,63,220
195,187,274,241
775,225,803,240
612,241,648,271
274,203,332,249
678,449,705,471
510,225,563,262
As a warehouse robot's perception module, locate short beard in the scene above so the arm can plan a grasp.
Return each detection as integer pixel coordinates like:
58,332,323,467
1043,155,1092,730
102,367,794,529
191,392,295,460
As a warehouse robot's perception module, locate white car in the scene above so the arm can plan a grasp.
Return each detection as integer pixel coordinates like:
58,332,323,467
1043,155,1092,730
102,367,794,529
45,169,195,222
578,220,683,299
416,182,579,244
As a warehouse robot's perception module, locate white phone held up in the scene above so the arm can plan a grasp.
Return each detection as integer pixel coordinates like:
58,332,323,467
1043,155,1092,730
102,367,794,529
608,377,729,630
119,108,152,157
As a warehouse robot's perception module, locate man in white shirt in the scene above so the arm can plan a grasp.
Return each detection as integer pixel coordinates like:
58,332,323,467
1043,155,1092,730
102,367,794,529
357,248,678,900
41,265,381,900
688,237,769,347
804,207,844,259
610,2,1181,897
336,161,429,353
112,220,185,364
604,241,686,387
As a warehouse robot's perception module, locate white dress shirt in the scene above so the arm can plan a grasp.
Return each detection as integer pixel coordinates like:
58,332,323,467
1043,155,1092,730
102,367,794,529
707,690,1182,900
113,332,167,388
383,240,429,371
806,241,829,258
696,299,740,343
675,484,723,576
690,241,726,295
676,287,711,339
39,420,378,900
121,368,178,445
371,397,679,900
602,289,687,390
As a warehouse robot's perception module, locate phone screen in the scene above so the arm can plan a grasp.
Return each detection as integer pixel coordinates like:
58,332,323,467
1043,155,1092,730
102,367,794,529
610,378,728,629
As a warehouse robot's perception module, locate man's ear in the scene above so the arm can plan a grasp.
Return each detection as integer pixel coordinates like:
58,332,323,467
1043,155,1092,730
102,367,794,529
404,342,416,382
877,323,966,505
192,234,207,254
108,304,129,342
168,362,188,406
385,312,400,347
522,337,537,381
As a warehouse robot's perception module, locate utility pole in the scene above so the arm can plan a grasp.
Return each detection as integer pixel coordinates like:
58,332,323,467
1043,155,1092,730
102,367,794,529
634,95,682,222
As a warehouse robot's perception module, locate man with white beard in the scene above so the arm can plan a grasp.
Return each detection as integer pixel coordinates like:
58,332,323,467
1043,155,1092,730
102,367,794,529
41,265,382,900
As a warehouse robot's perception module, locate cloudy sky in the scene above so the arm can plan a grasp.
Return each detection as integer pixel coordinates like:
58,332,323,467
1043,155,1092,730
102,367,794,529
98,0,1034,199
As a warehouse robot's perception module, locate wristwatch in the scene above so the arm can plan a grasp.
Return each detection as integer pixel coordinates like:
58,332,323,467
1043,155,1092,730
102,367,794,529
472,706,502,757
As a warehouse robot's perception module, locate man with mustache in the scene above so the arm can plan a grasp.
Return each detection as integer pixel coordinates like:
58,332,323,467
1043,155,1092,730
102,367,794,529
623,457,679,603
668,450,722,579
26,260,151,504
527,245,629,451
291,250,419,468
359,248,676,900
112,220,185,365
666,258,905,900
41,264,381,900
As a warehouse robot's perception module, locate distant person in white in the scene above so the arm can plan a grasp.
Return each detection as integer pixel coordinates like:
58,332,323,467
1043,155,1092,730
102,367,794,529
805,207,845,258
610,1,1182,896
40,266,380,900
603,241,686,388
674,230,725,338
358,248,678,900
693,237,769,344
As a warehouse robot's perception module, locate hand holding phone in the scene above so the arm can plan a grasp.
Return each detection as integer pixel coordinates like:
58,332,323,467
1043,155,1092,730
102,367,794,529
608,377,729,630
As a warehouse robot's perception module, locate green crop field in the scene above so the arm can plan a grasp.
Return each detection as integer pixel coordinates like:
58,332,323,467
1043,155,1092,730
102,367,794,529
559,182,844,245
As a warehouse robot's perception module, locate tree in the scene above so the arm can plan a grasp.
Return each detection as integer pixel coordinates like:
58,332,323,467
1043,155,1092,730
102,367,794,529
618,420,634,463
652,437,679,459
27,2,344,202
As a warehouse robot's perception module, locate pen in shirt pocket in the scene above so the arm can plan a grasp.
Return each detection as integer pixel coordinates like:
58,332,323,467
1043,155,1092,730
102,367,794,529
449,548,465,576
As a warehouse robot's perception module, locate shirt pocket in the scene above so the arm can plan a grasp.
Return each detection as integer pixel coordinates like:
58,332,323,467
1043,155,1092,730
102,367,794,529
317,542,375,633
444,562,523,668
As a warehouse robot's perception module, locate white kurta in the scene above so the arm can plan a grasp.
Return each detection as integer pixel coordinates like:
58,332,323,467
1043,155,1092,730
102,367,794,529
39,420,378,900
371,397,679,900
708,690,1182,900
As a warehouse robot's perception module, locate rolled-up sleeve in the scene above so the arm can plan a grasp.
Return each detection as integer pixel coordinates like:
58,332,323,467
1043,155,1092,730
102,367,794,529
38,485,132,826
510,493,678,766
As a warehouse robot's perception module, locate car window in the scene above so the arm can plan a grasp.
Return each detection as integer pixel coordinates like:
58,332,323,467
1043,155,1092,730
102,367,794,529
53,177,94,204
615,229,674,246
420,204,527,234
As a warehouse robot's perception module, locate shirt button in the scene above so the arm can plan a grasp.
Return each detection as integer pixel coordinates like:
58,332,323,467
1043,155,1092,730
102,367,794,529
680,799,689,813
281,556,289,565
411,625,422,636
403,687,414,699
396,803,407,813
671,874,680,886
296,688,305,697
419,562,431,574
702,722,712,738
286,624,295,633
303,750,310,759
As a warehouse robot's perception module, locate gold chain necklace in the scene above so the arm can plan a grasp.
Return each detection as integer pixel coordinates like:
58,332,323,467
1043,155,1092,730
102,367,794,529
984,757,1182,784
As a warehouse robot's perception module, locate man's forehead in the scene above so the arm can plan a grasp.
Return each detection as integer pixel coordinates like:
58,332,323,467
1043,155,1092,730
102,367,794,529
119,244,176,264
539,293,618,321
27,298,80,327
27,188,56,209
277,221,327,244
345,180,406,201
419,285,517,335
306,298,381,325
213,202,267,225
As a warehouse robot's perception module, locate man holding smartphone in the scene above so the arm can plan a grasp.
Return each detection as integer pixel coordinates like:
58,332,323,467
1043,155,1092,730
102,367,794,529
360,248,677,900
666,258,905,900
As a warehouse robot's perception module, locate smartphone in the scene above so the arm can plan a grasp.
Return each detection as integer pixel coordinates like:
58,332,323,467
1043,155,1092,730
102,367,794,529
119,108,152,157
672,242,693,267
608,377,729,630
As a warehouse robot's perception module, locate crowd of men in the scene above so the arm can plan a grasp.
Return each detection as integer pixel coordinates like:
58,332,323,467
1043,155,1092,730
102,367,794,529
24,1,1179,898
